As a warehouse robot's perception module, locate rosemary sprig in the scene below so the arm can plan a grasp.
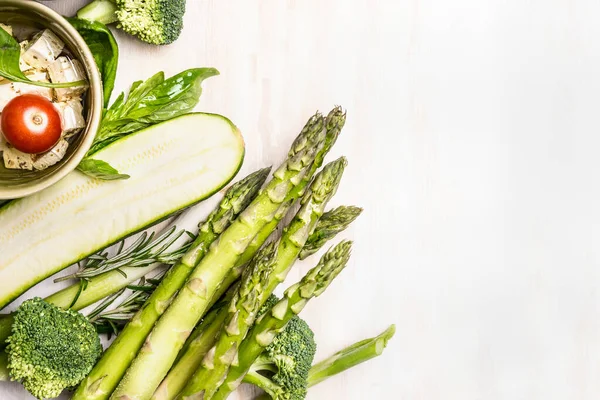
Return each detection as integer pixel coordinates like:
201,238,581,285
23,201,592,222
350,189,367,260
88,271,166,338
54,226,194,283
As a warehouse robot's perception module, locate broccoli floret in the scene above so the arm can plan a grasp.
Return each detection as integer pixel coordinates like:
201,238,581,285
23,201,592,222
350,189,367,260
5,297,102,399
246,315,317,400
77,0,186,45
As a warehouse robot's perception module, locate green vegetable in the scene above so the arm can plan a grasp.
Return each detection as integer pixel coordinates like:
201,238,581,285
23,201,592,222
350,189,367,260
0,27,86,88
76,0,119,25
67,18,118,106
232,106,347,268
2,298,102,399
212,240,352,400
300,205,363,260
179,243,278,399
108,112,327,400
77,0,186,45
79,68,219,180
307,324,396,388
243,316,316,400
72,167,269,400
0,113,245,311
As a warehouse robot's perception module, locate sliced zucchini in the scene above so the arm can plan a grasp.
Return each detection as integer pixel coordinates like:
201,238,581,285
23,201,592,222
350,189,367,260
0,113,245,309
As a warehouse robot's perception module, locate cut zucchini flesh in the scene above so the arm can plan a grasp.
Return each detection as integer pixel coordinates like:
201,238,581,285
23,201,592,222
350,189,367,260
0,113,245,309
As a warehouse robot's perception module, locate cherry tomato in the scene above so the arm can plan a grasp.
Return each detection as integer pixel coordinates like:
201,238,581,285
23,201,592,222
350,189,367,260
1,94,62,154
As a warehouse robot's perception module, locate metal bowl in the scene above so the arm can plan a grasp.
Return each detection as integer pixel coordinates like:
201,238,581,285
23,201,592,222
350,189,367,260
0,0,102,200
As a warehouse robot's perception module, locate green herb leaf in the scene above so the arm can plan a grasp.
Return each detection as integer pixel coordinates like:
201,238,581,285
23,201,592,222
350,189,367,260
0,27,86,88
77,158,130,180
89,68,219,155
67,18,118,107
126,68,218,123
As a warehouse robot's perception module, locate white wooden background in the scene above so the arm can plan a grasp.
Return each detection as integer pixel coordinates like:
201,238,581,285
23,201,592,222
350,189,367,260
6,0,600,399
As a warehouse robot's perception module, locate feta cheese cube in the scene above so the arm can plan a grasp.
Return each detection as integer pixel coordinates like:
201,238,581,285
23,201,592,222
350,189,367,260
19,40,33,73
0,23,12,36
1,140,34,170
32,139,69,170
0,81,18,112
11,71,53,101
55,99,86,136
21,29,64,70
48,57,88,101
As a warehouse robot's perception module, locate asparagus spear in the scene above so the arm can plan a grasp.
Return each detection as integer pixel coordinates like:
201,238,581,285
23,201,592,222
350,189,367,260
176,243,278,399
236,106,347,267
107,113,328,400
211,240,353,400
300,206,363,260
195,106,348,330
306,324,396,387
153,157,347,400
71,168,271,400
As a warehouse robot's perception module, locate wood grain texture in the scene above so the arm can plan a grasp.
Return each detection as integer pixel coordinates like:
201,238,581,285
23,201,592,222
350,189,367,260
7,0,600,399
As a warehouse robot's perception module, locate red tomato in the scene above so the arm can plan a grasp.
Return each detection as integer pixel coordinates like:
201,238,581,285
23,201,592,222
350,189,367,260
1,94,62,154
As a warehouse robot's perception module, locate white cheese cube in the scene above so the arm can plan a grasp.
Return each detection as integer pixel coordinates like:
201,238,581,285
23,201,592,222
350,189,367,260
19,40,33,73
21,29,64,70
32,139,69,170
55,99,86,136
0,23,12,36
48,57,88,101
11,71,53,101
0,81,18,112
1,140,34,170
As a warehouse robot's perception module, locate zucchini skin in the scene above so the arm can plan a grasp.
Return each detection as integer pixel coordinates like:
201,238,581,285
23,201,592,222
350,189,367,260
0,113,245,309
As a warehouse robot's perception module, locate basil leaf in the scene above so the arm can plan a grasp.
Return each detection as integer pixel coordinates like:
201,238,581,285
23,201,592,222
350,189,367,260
67,18,118,107
89,68,218,156
77,158,129,180
0,27,86,88
119,72,165,116
127,68,219,122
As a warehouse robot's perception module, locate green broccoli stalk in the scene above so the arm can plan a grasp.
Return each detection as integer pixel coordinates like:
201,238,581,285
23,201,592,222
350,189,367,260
2,298,102,399
307,324,396,388
77,0,186,45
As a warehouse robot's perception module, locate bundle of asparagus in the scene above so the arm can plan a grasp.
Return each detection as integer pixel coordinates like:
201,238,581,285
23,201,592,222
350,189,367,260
18,106,393,400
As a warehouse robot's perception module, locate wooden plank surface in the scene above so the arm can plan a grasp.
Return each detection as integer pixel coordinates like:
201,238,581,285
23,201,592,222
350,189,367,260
6,0,600,399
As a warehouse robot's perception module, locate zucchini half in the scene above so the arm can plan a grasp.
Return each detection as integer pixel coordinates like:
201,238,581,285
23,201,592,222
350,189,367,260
0,113,245,309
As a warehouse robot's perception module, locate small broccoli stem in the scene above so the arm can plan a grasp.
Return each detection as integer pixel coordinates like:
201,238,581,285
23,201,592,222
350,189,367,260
243,370,281,399
250,355,277,374
306,324,396,388
77,0,119,25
